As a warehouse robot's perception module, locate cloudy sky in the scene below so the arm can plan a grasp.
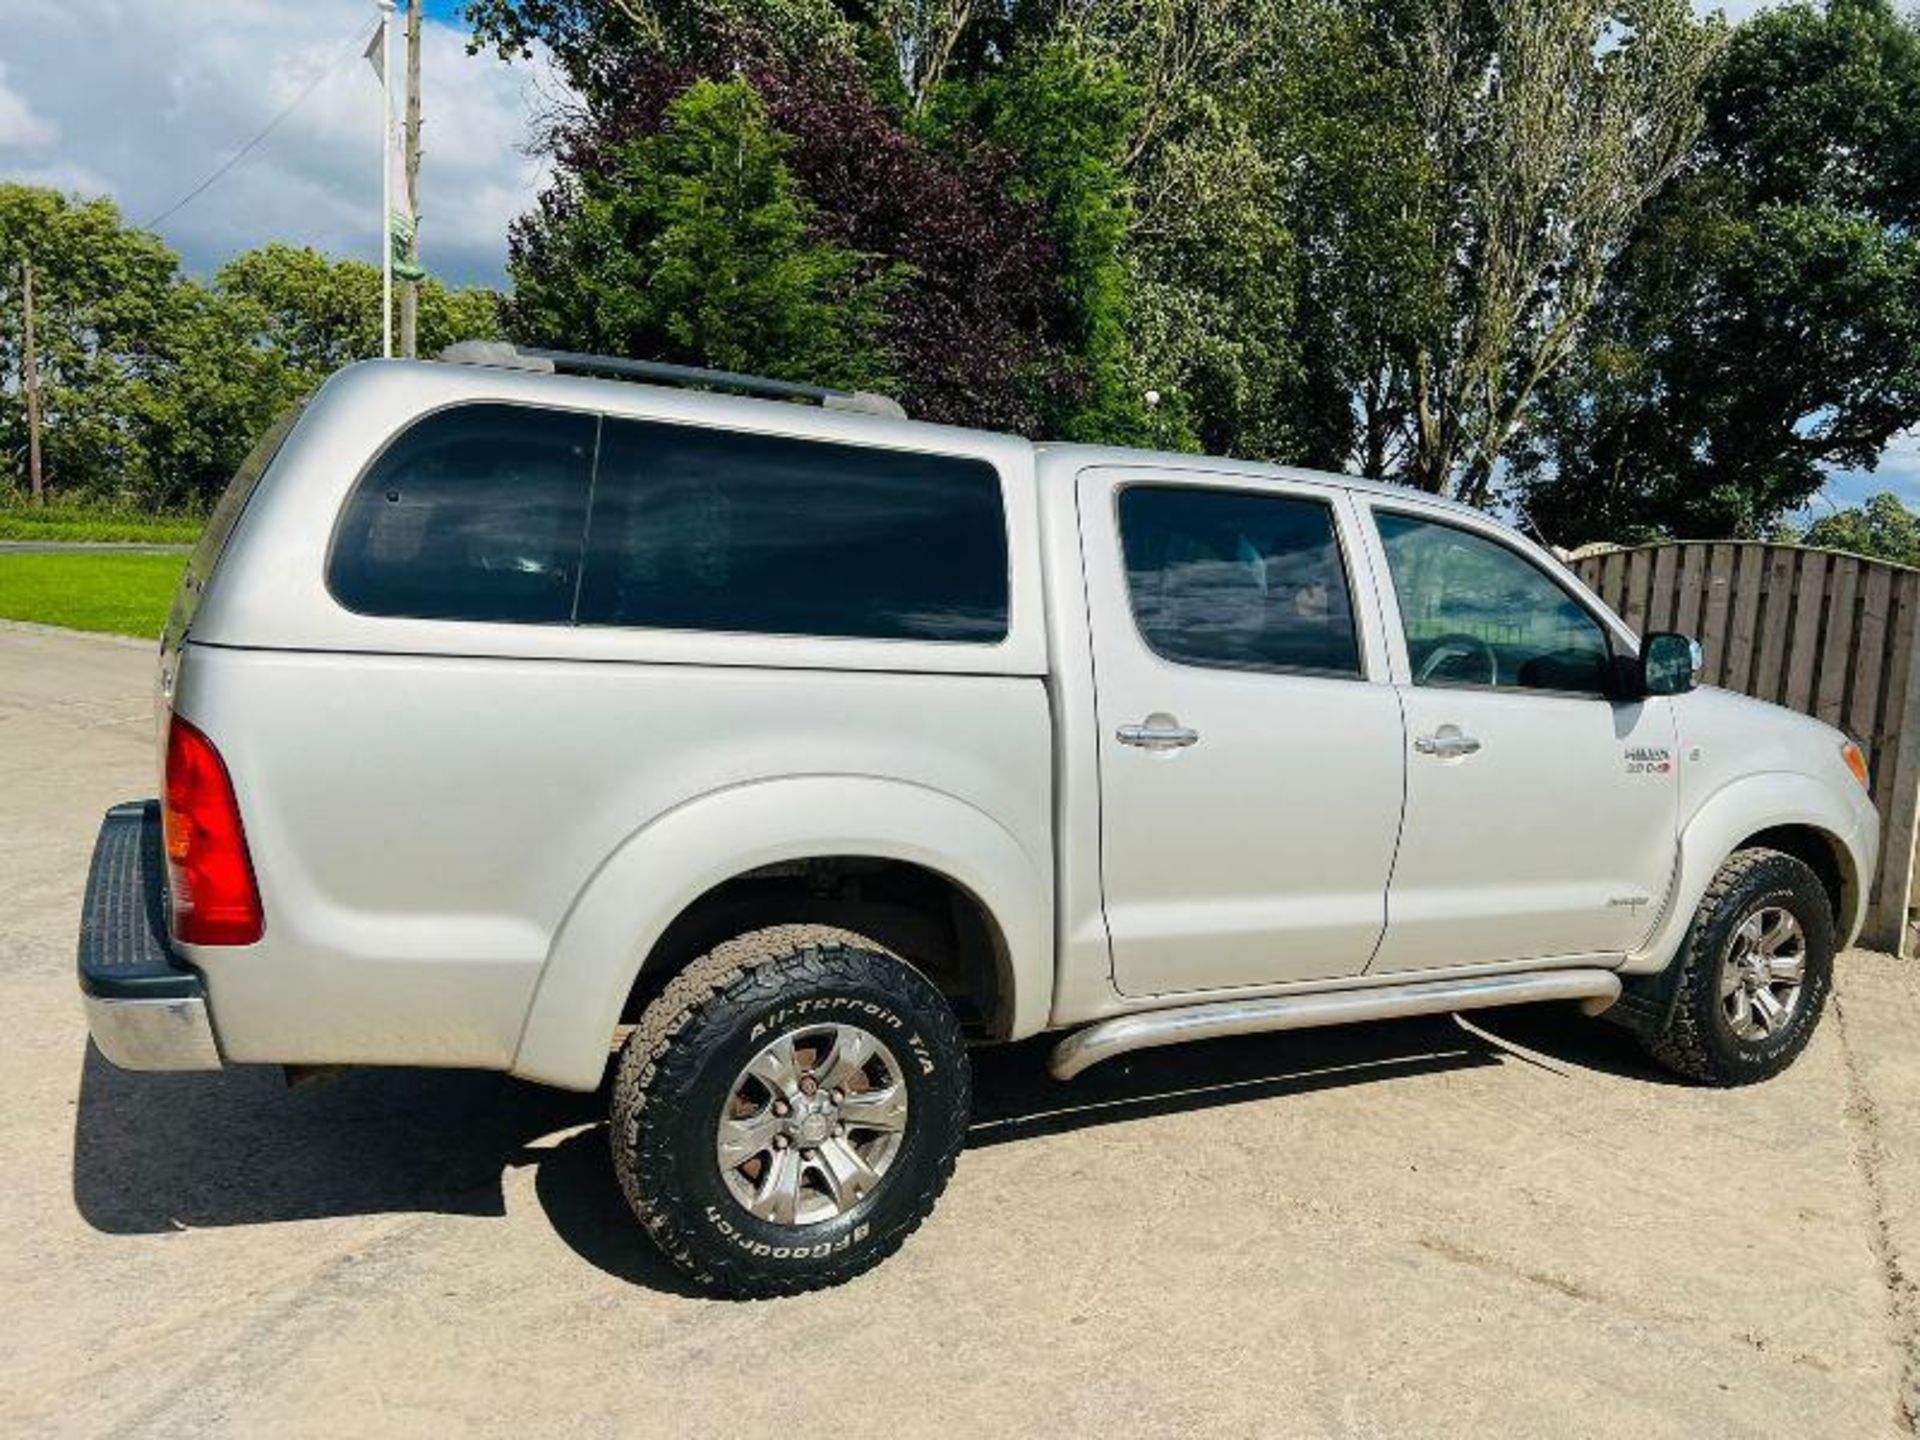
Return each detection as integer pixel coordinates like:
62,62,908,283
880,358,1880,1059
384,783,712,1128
0,0,558,290
0,0,1910,507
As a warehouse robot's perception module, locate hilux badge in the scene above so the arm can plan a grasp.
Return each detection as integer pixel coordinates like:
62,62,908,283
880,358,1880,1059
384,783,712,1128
1625,746,1673,775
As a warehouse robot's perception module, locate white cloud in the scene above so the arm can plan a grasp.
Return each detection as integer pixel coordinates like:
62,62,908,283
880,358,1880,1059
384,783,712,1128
0,61,58,149
0,0,563,287
1818,434,1920,513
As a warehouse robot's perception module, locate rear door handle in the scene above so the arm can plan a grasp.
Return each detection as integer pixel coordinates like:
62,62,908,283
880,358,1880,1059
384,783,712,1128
1118,722,1199,751
1414,730,1482,759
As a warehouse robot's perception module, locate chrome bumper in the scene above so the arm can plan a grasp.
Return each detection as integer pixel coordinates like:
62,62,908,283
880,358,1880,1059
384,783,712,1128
81,991,222,1071
76,801,224,1072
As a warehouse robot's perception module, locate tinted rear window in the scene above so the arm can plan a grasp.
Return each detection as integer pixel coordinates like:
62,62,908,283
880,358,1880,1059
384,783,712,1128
328,403,596,623
1118,484,1362,676
165,399,307,655
575,419,1008,642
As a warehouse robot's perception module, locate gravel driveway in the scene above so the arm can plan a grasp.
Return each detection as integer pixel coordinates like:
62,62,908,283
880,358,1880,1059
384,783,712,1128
3,624,1916,1438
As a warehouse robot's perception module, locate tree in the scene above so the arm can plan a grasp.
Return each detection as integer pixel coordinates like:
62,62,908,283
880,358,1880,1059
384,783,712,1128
0,187,500,510
216,243,502,382
1034,0,1718,481
1777,492,1920,567
508,78,896,391
1708,0,1920,224
1260,0,1441,474
124,278,298,511
0,186,179,502
490,11,1079,432
1516,0,1920,543
1039,0,1313,458
472,0,1718,486
1393,0,1723,502
0,185,305,508
928,42,1155,444
1518,194,1920,542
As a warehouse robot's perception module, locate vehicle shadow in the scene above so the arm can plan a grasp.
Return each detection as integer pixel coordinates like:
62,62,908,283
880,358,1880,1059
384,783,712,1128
70,1047,595,1234
70,1005,1657,1291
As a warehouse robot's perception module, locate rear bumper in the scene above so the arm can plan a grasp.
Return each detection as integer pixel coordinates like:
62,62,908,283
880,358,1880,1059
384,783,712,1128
76,801,223,1072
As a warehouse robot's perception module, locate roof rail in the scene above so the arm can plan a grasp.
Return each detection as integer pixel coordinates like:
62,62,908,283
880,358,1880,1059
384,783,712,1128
436,341,908,420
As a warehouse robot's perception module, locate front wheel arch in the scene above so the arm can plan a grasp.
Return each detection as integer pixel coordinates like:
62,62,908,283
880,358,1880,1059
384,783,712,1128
1625,773,1870,977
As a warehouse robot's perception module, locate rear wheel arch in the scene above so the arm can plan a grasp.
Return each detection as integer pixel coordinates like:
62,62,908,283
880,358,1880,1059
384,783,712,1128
510,776,1050,1091
620,856,1015,1042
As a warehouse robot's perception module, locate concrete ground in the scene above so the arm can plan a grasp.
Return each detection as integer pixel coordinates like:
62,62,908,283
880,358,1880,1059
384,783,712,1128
3,623,1917,1439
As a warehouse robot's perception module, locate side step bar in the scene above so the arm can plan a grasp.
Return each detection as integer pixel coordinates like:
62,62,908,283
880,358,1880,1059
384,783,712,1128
1048,968,1623,1080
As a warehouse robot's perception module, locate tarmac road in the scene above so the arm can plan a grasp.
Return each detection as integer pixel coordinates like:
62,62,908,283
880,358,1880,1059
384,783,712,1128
3,623,1916,1438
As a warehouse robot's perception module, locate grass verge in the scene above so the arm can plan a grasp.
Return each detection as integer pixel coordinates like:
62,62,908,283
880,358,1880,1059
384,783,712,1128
0,504,203,545
0,552,186,638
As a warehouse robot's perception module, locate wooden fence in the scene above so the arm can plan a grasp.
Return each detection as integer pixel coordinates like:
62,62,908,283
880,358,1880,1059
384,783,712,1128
1572,542,1920,956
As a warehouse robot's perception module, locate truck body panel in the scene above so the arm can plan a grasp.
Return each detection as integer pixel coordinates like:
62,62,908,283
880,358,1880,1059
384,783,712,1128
85,359,1881,1096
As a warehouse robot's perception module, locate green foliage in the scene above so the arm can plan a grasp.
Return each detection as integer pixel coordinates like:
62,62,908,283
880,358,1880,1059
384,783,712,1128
466,0,859,87
1387,0,1724,501
216,243,502,382
1707,0,1920,221
929,43,1151,444
0,500,200,544
1519,0,1920,543
1779,492,1920,567
0,551,186,638
0,188,503,511
507,78,896,391
0,185,324,511
1261,0,1441,473
0,185,196,507
12,0,1914,538
1055,0,1310,460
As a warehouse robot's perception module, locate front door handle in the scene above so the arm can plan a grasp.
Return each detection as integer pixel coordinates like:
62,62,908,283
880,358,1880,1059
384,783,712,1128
1118,720,1199,751
1414,729,1482,759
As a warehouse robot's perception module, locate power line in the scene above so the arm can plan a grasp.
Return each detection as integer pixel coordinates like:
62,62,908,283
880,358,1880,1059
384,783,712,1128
143,25,372,230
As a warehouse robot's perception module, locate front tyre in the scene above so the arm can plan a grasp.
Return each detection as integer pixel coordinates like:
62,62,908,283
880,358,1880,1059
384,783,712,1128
611,926,970,1298
1641,848,1835,1086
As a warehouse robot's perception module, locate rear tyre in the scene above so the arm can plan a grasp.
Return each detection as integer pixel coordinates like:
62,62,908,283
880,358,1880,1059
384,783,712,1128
1640,848,1834,1087
611,925,970,1298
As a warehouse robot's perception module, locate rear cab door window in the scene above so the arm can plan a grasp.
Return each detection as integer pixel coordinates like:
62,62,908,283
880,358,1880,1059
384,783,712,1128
1117,483,1363,677
1081,470,1406,995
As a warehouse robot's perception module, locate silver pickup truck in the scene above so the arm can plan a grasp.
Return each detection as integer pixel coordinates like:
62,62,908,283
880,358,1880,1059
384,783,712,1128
78,346,1879,1295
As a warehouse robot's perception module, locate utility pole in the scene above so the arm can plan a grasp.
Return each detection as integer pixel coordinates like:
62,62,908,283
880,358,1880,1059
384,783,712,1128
374,0,395,357
20,257,43,506
398,0,423,359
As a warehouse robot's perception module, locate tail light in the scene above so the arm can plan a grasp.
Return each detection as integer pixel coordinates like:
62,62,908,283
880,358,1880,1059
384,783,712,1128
163,715,263,945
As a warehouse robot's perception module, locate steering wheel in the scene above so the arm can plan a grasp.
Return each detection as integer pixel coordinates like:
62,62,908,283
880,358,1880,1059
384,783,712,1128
1415,632,1499,687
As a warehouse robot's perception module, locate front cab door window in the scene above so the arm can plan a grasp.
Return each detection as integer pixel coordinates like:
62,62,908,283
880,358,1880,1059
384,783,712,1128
1368,508,1680,972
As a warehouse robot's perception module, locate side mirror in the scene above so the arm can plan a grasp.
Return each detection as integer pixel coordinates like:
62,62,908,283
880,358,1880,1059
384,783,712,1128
1640,631,1701,697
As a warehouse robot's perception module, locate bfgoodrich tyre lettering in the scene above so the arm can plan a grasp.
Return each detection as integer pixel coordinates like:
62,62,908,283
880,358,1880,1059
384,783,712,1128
610,926,970,1298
